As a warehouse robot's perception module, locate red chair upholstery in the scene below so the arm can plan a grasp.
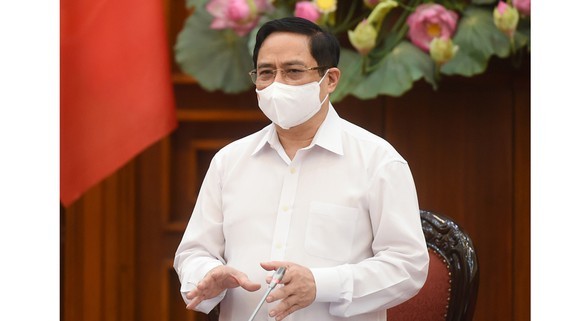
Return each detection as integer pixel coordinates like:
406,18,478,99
388,248,451,320
388,210,479,321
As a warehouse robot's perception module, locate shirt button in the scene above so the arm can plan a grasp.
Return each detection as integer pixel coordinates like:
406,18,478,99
282,205,290,212
275,243,283,249
290,167,296,174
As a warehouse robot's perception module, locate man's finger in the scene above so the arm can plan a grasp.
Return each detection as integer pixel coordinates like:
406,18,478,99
186,295,202,310
260,261,287,271
237,277,261,292
272,292,299,314
186,289,199,300
266,286,287,303
273,302,301,321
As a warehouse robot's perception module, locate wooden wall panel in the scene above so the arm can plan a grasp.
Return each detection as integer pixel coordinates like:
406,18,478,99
168,137,229,230
136,138,173,321
333,95,386,137
63,162,136,321
381,78,516,321
164,0,192,76
513,68,531,321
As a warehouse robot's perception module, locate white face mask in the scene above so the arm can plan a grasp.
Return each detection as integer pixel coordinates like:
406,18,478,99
256,70,329,130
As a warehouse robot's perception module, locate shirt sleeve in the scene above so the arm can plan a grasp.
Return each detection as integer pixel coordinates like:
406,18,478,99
173,156,227,313
311,160,429,317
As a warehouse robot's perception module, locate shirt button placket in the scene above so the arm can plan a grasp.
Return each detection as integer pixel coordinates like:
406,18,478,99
269,161,301,262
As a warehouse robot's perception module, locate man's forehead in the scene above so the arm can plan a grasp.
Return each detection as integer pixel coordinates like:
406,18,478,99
257,60,308,68
256,33,315,67
257,32,311,54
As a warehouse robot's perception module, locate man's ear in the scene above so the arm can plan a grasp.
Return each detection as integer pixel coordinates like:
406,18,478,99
326,67,341,94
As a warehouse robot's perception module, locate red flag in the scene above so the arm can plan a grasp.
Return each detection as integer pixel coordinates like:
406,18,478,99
60,0,177,206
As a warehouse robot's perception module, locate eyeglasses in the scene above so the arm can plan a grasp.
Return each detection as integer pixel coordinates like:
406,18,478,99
249,66,328,85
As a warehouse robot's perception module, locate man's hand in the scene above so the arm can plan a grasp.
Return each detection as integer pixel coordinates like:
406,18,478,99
186,265,261,310
260,261,316,321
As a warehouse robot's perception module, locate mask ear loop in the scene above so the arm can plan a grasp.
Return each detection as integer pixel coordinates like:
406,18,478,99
317,69,330,105
318,69,330,85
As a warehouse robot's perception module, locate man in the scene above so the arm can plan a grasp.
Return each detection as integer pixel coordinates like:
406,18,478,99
174,17,429,321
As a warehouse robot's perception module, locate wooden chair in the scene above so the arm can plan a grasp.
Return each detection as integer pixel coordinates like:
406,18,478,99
388,210,479,321
208,210,479,321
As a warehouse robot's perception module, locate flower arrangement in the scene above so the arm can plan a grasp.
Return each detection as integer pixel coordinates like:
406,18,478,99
175,0,530,102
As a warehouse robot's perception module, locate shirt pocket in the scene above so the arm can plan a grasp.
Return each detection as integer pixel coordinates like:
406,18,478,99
304,201,359,263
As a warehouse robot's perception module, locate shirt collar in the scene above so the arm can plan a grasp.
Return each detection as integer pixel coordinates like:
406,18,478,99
251,103,344,156
312,103,344,155
252,124,276,155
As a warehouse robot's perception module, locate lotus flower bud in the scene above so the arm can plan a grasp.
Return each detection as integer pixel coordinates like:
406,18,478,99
493,1,519,37
348,19,377,56
429,36,458,66
367,0,398,28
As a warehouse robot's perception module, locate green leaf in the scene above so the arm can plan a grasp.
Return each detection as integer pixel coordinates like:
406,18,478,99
185,0,208,9
515,17,530,51
175,8,254,93
441,6,510,76
513,31,529,51
330,49,364,103
265,3,295,20
351,41,435,99
471,0,497,5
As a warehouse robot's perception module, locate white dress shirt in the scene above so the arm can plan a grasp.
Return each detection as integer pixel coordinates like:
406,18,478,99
174,104,429,321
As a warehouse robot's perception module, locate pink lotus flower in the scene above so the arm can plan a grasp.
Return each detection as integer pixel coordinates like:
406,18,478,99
513,0,530,16
294,1,321,23
406,3,459,52
206,0,273,36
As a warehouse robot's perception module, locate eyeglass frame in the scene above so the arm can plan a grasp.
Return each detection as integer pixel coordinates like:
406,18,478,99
248,66,329,85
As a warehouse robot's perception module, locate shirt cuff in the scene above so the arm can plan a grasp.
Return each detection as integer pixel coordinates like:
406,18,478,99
310,266,343,303
179,260,225,313
180,284,226,313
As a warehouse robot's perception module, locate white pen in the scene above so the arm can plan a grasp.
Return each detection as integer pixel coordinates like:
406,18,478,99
247,267,286,321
